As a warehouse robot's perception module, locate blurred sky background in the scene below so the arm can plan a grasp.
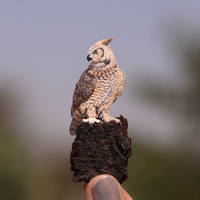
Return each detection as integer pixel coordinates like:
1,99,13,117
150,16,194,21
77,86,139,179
1,1,200,199
1,0,200,148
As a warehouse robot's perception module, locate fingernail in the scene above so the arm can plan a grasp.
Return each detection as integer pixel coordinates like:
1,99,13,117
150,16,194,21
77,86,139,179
92,177,120,200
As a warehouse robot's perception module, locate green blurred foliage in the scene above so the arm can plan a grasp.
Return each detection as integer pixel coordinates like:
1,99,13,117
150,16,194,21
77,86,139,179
137,30,200,149
0,133,28,200
0,87,84,200
125,27,200,199
124,143,200,200
0,89,28,200
26,155,84,200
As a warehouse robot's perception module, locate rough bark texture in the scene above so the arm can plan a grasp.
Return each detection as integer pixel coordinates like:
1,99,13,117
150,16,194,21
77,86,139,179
70,115,132,184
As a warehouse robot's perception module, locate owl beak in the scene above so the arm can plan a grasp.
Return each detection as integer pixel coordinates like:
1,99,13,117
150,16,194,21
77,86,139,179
87,55,92,62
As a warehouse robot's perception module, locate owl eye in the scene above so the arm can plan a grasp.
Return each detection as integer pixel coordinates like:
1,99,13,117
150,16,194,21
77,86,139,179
93,49,98,55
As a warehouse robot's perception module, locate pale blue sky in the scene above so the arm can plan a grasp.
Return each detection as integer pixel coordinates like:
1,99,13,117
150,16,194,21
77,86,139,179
0,0,200,149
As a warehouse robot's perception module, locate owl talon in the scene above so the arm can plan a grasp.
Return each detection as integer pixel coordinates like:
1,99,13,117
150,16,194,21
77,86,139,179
114,118,120,123
103,116,120,123
83,117,100,124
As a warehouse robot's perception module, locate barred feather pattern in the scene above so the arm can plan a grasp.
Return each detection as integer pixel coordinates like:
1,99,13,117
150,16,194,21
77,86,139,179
69,39,125,135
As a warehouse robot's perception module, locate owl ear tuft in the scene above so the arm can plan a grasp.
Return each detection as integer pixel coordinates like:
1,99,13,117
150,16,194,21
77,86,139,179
101,38,113,46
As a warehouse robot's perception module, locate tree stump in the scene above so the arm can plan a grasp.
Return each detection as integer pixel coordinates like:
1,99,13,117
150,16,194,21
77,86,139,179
70,115,132,184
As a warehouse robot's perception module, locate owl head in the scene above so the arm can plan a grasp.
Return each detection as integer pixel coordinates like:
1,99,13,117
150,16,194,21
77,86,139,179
87,38,115,65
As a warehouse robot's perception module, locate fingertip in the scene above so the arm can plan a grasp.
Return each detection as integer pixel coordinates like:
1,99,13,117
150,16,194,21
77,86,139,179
92,176,120,200
85,175,120,200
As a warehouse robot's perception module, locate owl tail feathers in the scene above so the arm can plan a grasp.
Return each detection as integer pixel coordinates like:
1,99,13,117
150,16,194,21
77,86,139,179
69,112,83,135
69,121,76,135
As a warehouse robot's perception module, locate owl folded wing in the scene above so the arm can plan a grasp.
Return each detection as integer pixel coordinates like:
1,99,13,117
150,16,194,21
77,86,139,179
71,69,97,116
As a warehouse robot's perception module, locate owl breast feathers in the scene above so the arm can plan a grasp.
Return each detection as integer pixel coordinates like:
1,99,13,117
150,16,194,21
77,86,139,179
70,38,125,135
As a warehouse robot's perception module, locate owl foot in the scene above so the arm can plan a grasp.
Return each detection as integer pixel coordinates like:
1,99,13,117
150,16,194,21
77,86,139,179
82,117,100,124
103,116,120,123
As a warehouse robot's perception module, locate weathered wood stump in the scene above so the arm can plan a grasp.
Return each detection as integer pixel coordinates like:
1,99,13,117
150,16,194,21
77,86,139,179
70,115,132,184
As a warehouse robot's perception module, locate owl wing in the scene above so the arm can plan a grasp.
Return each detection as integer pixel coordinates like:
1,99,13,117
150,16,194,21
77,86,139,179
71,69,97,116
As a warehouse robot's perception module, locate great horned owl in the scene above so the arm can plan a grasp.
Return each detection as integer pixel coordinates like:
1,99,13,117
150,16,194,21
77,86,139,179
70,38,125,135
